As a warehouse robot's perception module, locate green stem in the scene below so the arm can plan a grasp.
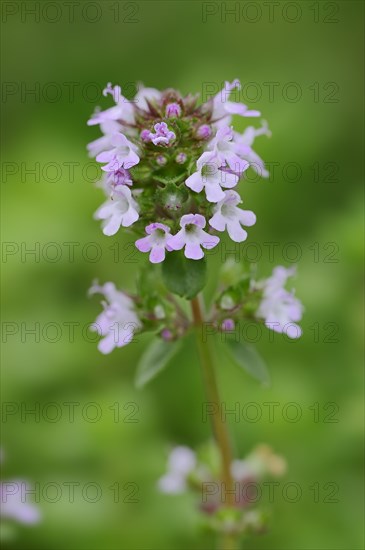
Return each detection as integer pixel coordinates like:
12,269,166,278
191,296,240,550
221,533,240,550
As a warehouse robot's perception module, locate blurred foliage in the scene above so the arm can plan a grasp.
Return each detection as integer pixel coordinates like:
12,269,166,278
1,1,364,549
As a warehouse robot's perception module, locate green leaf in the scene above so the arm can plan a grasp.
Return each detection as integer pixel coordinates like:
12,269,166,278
162,251,206,299
135,338,182,388
224,339,270,386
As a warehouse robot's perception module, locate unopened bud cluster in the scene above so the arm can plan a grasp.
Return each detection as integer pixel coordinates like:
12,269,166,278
158,442,286,536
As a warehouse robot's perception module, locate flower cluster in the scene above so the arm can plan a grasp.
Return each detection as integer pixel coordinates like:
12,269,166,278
89,274,189,354
255,266,303,337
90,263,303,354
87,81,303,353
88,80,270,263
85,81,305,547
158,443,286,536
216,263,304,338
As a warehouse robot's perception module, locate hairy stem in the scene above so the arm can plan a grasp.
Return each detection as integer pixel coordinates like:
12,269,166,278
191,296,240,549
190,296,236,507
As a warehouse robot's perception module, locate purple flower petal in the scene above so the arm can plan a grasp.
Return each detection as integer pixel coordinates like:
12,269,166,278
103,214,123,236
238,210,256,227
135,236,152,253
205,183,226,203
167,231,185,250
121,208,139,227
201,233,220,249
226,221,248,243
150,245,166,263
98,333,116,354
184,242,204,260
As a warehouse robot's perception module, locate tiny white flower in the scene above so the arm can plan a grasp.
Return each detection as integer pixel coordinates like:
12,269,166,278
231,460,253,481
87,120,122,158
88,83,135,127
0,481,41,525
208,125,249,176
168,214,220,260
89,282,141,354
185,152,238,203
158,473,186,494
212,79,260,128
256,266,303,338
209,190,256,242
95,185,139,236
135,223,172,264
158,446,196,495
134,86,162,111
168,446,196,475
233,121,271,178
96,132,140,173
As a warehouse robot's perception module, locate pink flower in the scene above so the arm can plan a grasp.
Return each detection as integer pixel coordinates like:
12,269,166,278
256,267,303,338
134,86,161,111
106,167,133,190
88,83,135,127
212,80,260,127
0,481,41,525
94,185,139,236
148,122,176,146
233,121,271,178
209,190,256,242
185,152,238,203
89,282,141,354
208,126,249,176
87,120,122,158
102,82,122,101
167,214,219,260
135,223,173,264
96,132,140,172
158,446,196,494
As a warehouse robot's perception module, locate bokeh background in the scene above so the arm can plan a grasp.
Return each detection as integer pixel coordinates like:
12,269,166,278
1,1,364,548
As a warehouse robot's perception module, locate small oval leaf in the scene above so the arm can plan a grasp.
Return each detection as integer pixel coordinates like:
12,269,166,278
162,251,206,299
224,339,270,386
135,338,182,388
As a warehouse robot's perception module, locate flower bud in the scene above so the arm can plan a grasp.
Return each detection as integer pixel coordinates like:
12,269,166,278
196,124,212,140
220,293,236,310
165,102,181,118
221,318,235,331
140,129,151,142
156,155,167,166
154,304,165,320
161,329,173,341
175,152,187,164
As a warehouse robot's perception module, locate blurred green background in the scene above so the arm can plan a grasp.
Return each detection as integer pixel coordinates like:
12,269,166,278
1,1,364,548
